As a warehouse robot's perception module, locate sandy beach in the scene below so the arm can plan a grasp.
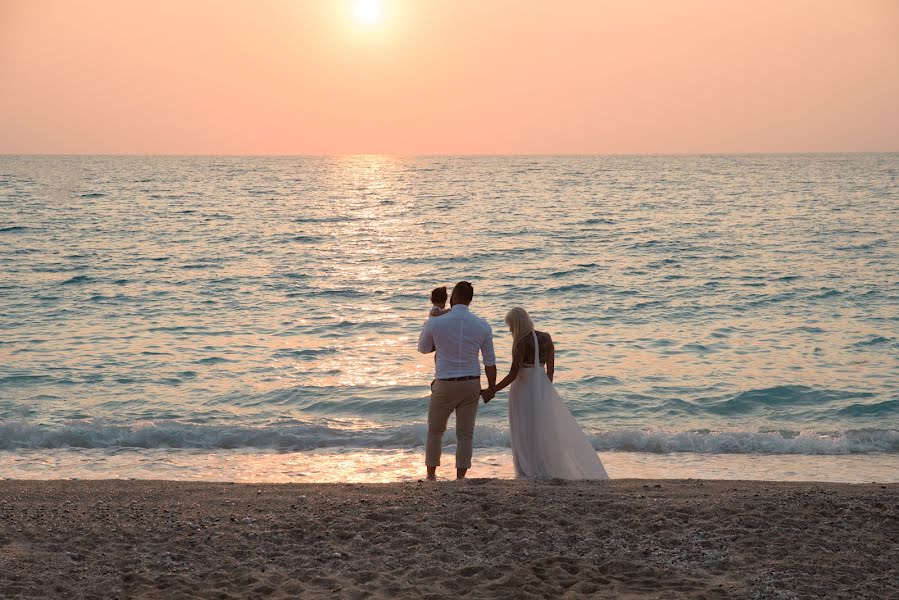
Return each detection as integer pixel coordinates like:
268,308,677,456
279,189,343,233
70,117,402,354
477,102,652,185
0,479,896,599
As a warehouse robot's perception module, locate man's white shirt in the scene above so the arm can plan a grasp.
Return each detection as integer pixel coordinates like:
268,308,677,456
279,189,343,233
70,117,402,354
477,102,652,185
417,304,496,379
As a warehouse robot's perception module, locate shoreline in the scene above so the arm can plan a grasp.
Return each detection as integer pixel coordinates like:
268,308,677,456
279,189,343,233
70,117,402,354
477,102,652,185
1,479,896,599
3,447,898,484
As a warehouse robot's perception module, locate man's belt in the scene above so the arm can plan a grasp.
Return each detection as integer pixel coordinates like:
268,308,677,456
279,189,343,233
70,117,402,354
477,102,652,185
437,375,480,382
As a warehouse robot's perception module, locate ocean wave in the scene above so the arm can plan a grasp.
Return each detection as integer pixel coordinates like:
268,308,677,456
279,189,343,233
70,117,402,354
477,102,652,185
835,399,899,417
548,283,597,293
852,336,896,348
60,274,91,285
271,347,339,359
703,386,875,415
591,427,899,454
292,216,353,224
0,374,53,387
1,421,896,454
810,289,843,300
195,356,236,365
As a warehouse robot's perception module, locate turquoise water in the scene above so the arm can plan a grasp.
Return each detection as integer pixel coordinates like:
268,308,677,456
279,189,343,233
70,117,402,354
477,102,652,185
0,155,897,479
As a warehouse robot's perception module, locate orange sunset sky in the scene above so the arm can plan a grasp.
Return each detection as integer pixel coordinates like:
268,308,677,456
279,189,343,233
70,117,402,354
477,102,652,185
1,0,897,155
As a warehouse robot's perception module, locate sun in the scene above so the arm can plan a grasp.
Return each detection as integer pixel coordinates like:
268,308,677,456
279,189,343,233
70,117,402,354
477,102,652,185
354,0,383,25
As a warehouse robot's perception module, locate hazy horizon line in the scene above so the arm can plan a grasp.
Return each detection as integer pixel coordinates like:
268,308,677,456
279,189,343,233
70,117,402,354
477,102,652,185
3,150,898,159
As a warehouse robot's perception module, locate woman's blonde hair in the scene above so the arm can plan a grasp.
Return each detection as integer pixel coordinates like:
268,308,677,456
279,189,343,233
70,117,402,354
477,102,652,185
504,307,535,344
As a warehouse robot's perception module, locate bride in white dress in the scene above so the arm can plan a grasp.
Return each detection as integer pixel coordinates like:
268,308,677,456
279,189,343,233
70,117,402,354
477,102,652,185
491,307,608,480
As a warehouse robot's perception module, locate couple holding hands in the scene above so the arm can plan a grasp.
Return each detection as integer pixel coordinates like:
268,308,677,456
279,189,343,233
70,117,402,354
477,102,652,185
417,281,607,482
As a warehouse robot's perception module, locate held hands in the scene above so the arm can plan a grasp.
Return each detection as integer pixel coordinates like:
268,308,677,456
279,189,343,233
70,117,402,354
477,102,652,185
480,387,496,403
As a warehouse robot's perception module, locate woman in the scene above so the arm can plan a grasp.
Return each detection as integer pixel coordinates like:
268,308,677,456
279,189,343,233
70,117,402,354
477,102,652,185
492,307,608,480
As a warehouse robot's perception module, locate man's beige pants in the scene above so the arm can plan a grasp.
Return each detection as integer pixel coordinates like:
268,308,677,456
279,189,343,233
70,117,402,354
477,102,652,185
425,379,480,469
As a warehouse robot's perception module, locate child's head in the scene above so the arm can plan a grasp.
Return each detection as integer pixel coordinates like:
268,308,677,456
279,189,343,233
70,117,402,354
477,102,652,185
430,286,448,307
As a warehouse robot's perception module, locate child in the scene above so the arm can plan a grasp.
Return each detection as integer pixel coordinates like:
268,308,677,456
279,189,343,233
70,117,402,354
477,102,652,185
428,286,449,390
429,286,450,317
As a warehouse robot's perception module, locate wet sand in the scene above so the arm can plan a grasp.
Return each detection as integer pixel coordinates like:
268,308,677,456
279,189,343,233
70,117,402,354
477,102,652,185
0,479,896,599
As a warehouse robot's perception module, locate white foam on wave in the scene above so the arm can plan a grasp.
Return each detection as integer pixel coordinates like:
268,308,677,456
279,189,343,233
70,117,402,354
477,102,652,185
1,420,897,455
591,427,899,454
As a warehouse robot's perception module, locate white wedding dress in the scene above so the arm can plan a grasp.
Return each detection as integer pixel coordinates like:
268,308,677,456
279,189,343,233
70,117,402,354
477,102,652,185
508,332,608,479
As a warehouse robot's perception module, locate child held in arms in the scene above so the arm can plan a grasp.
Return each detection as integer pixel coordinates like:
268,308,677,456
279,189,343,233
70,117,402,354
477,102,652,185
428,286,449,389
429,286,450,317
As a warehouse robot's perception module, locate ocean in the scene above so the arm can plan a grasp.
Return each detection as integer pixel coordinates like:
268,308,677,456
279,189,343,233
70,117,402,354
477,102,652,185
1,154,897,482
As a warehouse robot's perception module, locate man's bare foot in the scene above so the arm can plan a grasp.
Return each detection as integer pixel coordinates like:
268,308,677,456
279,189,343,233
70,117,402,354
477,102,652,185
426,466,437,481
456,468,467,479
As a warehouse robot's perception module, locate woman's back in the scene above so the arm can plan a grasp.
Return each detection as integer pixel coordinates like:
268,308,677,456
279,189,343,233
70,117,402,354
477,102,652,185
518,330,552,366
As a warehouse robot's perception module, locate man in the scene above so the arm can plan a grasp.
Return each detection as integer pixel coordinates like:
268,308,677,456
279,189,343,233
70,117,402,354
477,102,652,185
417,281,497,480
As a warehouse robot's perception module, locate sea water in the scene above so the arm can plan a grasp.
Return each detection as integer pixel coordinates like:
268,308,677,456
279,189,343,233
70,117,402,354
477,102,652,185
1,155,897,482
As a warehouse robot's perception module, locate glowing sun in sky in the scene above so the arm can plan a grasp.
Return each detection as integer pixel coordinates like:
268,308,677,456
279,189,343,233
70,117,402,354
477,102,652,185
354,0,383,25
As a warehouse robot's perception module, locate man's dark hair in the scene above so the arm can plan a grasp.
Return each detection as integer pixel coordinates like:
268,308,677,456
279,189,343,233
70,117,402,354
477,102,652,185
430,286,448,305
452,281,474,305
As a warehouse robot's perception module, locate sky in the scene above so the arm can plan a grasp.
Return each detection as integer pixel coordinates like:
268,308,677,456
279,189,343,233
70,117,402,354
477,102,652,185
1,0,897,155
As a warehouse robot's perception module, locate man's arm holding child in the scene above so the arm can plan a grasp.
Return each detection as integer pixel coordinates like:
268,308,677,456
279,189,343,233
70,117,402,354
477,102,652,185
417,319,435,354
